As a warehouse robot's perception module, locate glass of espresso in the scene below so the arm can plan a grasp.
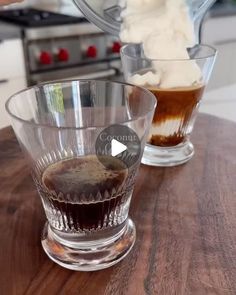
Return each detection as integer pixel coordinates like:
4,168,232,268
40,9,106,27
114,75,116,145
6,80,156,271
121,44,217,166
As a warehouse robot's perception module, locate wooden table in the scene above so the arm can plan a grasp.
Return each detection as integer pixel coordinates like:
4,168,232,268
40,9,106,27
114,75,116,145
0,114,236,295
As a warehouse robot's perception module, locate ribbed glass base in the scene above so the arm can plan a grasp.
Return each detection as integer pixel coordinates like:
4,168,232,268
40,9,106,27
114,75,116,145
41,219,136,271
142,140,194,167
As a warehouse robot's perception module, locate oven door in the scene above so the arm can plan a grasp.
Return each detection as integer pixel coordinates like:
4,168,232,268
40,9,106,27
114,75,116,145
66,68,116,80
29,62,121,85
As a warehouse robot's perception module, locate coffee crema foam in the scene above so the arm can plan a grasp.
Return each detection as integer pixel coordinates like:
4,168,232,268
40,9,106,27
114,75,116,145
42,155,127,202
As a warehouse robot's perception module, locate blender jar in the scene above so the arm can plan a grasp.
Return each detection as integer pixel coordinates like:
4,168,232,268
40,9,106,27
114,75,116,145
73,0,216,42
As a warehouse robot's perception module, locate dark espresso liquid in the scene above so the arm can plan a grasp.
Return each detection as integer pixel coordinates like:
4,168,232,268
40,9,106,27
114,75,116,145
41,155,129,232
148,85,205,146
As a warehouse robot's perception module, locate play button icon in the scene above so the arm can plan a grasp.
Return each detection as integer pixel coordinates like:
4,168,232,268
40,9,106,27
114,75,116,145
95,124,141,170
111,139,127,157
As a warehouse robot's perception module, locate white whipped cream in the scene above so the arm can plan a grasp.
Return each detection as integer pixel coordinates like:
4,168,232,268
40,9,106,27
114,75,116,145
120,0,202,88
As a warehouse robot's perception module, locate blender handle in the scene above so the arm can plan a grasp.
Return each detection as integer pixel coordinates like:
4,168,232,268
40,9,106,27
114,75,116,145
192,0,216,22
192,0,216,44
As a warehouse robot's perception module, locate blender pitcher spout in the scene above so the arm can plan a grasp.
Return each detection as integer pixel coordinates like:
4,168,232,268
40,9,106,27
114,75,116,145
190,0,216,43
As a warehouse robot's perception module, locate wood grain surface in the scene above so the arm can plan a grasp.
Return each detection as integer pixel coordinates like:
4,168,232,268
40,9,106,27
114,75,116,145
0,114,235,295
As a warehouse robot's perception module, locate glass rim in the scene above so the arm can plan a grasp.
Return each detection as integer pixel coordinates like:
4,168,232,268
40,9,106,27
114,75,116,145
121,43,217,62
5,79,157,131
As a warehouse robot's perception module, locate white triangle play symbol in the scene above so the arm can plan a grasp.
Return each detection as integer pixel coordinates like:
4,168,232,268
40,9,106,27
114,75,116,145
111,139,127,157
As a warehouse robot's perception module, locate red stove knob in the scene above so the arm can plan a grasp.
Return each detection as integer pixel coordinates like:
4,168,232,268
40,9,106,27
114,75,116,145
58,48,69,62
112,41,121,53
86,46,97,58
39,51,52,65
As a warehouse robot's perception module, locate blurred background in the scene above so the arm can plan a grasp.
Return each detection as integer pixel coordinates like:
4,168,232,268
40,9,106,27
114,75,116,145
0,0,236,128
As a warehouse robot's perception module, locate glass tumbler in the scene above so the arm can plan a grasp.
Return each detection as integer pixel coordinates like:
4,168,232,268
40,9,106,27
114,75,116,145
6,80,156,271
121,44,216,167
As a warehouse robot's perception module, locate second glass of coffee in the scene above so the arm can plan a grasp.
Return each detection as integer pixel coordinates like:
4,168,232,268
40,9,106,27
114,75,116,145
121,44,216,167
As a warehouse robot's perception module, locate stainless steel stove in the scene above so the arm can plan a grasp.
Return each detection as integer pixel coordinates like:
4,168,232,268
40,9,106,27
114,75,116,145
0,8,122,85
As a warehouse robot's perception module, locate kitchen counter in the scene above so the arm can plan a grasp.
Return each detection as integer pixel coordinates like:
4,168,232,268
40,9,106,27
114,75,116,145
1,114,236,294
0,20,21,40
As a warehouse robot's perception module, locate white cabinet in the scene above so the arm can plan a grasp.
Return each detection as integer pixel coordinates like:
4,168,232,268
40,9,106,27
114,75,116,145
0,39,25,79
202,16,236,90
0,78,26,128
0,39,26,129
